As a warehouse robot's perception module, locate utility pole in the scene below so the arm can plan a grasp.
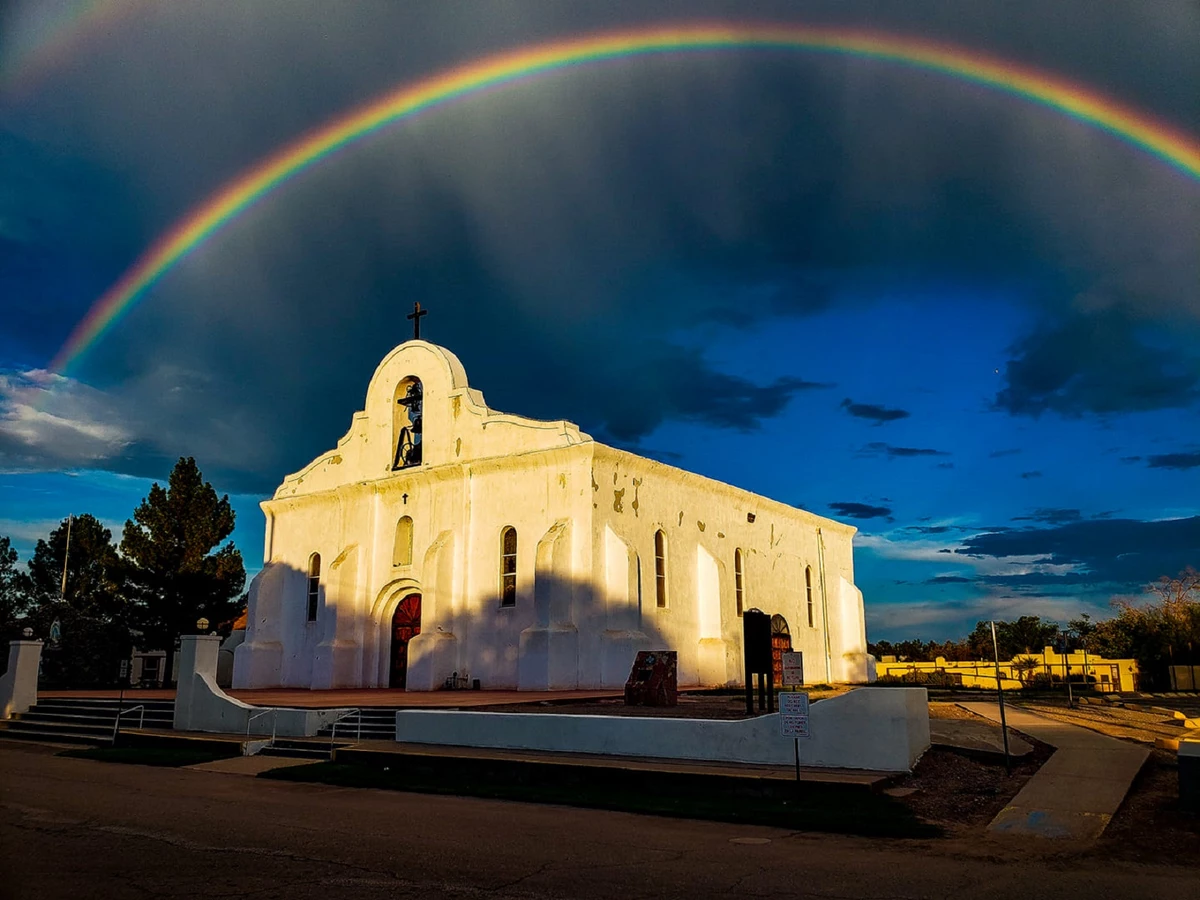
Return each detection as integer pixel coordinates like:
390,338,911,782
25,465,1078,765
990,620,1012,776
1062,628,1074,709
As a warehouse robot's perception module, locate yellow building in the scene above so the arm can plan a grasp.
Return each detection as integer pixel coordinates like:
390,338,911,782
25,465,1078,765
876,647,1138,693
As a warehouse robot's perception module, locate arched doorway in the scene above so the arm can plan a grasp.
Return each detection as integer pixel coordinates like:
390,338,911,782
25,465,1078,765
389,593,422,688
770,614,792,687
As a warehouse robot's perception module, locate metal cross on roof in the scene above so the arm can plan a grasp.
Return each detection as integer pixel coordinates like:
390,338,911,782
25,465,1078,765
407,301,428,340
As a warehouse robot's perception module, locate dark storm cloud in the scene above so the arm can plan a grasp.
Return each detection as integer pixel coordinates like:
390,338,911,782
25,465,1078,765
828,501,893,520
863,442,950,459
839,398,910,424
960,516,1200,587
1146,451,1200,471
1013,508,1083,525
926,575,973,584
1020,471,1042,479
995,309,1200,418
3,0,1198,494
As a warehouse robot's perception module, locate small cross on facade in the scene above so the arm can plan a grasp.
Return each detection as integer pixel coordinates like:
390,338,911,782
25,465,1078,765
407,301,428,340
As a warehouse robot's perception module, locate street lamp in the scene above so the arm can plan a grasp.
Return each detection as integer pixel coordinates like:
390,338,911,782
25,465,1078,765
196,617,210,633
22,627,33,638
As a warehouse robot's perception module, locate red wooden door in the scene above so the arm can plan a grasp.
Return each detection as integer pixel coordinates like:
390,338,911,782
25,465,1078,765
389,594,422,689
770,615,792,687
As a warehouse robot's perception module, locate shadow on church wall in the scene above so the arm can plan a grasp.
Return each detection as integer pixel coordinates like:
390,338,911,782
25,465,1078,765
234,560,712,692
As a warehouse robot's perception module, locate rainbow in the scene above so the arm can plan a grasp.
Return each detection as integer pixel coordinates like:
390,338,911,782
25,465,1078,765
52,23,1200,373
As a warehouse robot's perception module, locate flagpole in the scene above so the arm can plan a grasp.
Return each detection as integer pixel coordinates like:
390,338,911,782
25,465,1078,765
60,514,72,599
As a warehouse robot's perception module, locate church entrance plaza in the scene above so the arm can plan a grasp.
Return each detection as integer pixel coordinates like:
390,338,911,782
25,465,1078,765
37,687,622,709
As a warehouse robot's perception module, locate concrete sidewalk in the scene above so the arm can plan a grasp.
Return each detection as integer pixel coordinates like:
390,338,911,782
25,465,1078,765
960,702,1149,841
929,718,1032,758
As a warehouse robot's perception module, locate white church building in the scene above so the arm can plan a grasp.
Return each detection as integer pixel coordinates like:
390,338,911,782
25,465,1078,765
233,339,870,691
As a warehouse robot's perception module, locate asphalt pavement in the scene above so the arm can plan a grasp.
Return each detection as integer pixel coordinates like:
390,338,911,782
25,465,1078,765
0,740,1194,900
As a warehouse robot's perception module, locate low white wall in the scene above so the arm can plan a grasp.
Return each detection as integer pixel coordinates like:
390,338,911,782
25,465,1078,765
174,635,348,737
1,640,42,719
395,687,929,772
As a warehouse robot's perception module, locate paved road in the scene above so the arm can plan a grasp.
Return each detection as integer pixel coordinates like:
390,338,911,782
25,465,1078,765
0,741,1193,900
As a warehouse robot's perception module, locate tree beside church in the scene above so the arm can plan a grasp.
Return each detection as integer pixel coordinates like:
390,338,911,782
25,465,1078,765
19,514,132,687
121,457,246,685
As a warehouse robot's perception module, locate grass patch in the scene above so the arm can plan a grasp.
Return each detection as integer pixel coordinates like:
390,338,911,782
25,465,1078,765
261,761,940,838
60,746,231,767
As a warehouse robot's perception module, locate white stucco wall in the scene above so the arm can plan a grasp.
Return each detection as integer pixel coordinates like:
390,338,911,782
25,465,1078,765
394,687,929,772
589,445,863,686
234,340,869,691
1,640,42,719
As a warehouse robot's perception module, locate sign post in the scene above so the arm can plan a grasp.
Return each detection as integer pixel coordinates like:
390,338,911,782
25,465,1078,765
779,691,810,794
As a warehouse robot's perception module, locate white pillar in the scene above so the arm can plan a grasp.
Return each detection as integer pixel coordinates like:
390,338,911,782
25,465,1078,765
1,640,44,719
174,634,223,731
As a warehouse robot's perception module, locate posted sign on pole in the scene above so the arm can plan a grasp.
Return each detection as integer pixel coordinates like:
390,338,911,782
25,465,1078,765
781,651,804,687
779,691,810,738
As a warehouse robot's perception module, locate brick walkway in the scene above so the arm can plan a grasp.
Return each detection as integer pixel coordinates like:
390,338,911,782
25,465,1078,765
38,688,622,708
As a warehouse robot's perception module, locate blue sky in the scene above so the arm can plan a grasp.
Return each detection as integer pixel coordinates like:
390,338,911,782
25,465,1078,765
1,1,1197,640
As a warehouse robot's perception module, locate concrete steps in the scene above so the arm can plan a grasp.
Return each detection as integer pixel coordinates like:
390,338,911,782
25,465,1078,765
260,739,344,761
0,697,175,745
315,708,398,741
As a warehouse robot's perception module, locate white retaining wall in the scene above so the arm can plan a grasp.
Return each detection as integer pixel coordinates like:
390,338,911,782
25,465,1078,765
1,640,42,719
174,635,349,737
395,687,929,772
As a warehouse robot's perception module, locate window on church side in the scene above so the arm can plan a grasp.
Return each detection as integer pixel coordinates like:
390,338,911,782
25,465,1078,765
393,516,414,567
805,566,814,628
734,548,744,617
500,526,517,607
306,553,321,622
654,530,668,608
635,554,643,621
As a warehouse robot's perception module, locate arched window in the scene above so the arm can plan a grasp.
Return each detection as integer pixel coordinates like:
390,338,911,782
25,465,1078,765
654,529,668,608
729,549,739,619
393,516,414,567
500,526,517,607
306,553,321,622
805,565,814,628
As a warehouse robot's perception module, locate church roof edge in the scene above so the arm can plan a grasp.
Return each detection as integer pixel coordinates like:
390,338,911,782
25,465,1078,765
591,441,856,536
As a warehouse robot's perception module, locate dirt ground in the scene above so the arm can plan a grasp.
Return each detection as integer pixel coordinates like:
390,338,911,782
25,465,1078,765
894,732,1056,835
1093,748,1200,863
928,700,988,721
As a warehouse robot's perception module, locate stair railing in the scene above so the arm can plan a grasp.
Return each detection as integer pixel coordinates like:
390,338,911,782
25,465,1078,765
329,708,361,754
247,708,277,748
111,705,146,745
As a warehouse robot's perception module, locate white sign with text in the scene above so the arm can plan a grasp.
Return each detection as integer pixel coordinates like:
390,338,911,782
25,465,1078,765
779,691,810,738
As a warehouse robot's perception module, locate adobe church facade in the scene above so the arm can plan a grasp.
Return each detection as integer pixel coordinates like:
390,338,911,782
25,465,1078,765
233,340,870,691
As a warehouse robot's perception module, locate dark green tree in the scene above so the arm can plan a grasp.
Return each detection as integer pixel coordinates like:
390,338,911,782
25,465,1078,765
1002,615,1060,655
121,458,245,684
0,535,28,645
20,516,132,687
24,514,126,619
